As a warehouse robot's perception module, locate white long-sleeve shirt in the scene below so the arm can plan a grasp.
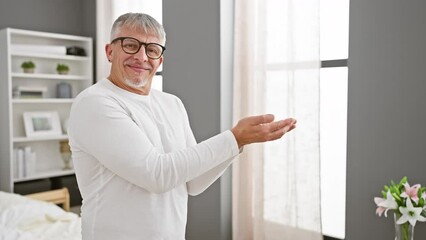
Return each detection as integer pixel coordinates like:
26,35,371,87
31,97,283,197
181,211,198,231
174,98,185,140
68,79,240,240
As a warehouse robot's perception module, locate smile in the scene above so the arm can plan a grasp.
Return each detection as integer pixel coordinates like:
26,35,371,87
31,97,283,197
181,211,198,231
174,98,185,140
127,64,150,73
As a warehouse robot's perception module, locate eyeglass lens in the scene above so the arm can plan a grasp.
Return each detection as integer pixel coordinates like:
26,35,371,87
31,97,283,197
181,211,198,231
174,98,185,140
122,38,163,59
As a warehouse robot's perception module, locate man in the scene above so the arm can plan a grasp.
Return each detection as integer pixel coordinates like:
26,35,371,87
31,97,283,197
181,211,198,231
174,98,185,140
68,13,296,240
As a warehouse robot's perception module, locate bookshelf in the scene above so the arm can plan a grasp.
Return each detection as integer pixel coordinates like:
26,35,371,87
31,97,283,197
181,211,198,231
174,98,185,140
0,28,92,192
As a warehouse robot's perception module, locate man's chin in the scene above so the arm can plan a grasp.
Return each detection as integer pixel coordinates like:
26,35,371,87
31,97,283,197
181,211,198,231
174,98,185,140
125,78,149,88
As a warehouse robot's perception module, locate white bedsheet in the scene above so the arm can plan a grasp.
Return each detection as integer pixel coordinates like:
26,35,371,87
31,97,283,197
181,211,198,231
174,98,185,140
0,191,81,240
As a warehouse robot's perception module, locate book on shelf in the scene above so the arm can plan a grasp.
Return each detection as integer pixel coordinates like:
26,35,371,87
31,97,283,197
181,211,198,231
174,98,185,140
13,146,37,179
13,86,47,99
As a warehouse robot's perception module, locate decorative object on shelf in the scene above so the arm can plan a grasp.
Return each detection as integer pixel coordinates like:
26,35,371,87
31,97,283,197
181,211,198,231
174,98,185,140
13,86,47,99
56,63,70,75
374,176,426,240
56,82,72,98
62,118,69,134
21,60,35,73
66,46,86,56
59,140,72,170
23,111,62,137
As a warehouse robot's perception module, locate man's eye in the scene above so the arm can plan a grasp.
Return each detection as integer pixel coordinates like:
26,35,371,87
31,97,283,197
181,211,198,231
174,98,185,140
124,43,138,50
147,47,160,54
147,48,157,53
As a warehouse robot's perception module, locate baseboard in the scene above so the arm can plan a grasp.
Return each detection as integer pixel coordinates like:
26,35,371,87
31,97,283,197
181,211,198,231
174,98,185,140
323,236,342,240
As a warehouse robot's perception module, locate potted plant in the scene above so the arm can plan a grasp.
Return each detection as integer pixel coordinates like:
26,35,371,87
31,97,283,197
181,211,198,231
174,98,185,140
21,61,35,73
56,63,70,75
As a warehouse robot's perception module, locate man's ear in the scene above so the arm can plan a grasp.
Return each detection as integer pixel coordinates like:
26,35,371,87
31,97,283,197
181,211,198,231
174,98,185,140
105,44,113,62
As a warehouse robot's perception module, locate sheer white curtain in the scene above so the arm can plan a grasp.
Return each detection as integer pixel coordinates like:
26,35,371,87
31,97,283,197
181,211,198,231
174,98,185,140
232,0,322,239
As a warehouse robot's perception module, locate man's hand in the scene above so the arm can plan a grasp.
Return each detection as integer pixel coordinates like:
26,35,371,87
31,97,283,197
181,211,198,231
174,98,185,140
231,114,297,149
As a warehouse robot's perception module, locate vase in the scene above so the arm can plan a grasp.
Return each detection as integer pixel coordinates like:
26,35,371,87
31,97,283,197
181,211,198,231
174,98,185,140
57,70,69,75
23,68,34,73
394,213,414,240
59,140,72,170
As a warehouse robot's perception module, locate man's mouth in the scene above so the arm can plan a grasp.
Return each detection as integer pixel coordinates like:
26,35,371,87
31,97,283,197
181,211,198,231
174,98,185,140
127,64,150,73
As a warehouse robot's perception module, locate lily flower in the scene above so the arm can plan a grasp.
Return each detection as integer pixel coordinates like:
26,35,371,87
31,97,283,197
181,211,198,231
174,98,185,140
401,183,421,204
375,191,398,217
374,198,387,217
397,197,426,226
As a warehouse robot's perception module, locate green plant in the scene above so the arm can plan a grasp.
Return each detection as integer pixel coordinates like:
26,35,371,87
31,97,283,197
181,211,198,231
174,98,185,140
56,63,70,72
21,61,35,69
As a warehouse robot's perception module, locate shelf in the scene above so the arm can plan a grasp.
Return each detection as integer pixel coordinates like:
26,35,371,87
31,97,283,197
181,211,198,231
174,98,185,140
13,135,68,143
12,52,90,61
12,98,74,104
1,28,92,193
14,169,75,183
12,72,89,80
9,28,91,42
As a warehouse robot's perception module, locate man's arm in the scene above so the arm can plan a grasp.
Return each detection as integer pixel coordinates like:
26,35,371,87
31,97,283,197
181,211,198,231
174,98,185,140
69,95,240,194
183,107,296,195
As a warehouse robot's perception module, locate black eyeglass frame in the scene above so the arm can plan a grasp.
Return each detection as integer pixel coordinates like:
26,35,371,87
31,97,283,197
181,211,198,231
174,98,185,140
110,37,166,59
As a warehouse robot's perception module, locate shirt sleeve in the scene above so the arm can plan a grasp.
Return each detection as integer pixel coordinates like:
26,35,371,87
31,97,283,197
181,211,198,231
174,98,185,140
68,94,240,194
179,100,239,196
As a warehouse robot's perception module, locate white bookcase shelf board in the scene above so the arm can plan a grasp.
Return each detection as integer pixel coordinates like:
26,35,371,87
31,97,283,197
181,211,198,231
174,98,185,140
14,169,75,183
0,28,93,192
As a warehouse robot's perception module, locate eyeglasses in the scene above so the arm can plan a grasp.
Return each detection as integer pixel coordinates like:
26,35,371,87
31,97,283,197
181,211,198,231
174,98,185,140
110,37,166,59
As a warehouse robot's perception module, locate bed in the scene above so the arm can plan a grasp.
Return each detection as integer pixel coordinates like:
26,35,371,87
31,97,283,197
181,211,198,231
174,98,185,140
0,188,81,240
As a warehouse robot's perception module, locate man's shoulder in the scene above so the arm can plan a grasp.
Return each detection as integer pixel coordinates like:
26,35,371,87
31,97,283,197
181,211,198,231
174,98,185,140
73,80,116,105
151,89,183,105
78,78,117,96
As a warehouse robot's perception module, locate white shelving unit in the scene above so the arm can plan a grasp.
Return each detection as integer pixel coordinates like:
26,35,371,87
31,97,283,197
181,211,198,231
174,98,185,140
0,28,92,192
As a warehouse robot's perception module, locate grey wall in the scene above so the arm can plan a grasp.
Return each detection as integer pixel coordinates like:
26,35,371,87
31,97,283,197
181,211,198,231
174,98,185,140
162,0,228,240
0,0,95,37
346,0,426,239
0,0,97,80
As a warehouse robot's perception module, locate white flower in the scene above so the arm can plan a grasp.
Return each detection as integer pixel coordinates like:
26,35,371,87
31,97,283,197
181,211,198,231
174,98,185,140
397,197,426,226
374,190,398,217
377,191,398,209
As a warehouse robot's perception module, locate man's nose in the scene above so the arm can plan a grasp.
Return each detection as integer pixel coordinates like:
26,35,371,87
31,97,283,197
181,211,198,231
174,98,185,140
134,46,149,61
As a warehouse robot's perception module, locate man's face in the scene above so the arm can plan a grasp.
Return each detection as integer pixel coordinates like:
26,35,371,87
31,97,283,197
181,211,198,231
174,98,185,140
105,27,163,95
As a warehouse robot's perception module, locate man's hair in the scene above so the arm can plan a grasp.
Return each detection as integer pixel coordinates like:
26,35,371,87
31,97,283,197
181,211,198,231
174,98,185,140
110,13,166,45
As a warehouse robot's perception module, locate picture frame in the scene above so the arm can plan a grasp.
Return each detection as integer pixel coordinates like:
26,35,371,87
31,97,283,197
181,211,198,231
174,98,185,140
23,111,62,137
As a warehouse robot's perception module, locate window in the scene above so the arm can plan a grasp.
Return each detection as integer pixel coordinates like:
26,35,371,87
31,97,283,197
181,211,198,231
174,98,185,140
320,0,350,239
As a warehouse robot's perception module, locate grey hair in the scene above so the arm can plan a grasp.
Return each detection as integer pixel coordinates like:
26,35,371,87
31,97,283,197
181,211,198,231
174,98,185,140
110,13,166,45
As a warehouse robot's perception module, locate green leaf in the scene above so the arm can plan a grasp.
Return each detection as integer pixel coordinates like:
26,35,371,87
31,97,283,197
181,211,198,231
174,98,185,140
400,176,407,185
419,197,425,207
392,186,400,196
392,192,401,202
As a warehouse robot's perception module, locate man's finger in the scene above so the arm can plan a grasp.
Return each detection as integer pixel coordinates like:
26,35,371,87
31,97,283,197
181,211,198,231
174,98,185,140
268,118,295,132
268,128,286,141
246,114,275,126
